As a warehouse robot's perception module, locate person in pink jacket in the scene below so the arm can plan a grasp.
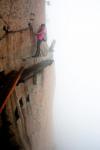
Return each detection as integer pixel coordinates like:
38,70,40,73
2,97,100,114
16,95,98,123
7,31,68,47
35,24,47,56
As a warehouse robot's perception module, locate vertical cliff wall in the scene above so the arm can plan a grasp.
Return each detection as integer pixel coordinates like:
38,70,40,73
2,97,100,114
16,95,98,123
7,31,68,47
0,0,55,150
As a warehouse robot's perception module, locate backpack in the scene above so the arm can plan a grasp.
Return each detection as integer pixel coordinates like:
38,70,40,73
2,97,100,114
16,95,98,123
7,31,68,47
43,33,47,41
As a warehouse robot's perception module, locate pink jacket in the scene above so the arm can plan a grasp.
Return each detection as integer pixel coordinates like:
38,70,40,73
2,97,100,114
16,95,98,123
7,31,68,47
36,28,46,40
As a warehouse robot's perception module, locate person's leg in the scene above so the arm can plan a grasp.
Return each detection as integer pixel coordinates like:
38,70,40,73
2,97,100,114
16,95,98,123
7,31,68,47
35,40,42,56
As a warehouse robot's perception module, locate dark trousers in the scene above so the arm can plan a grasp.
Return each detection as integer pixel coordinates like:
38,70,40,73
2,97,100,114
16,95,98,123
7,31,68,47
35,40,42,56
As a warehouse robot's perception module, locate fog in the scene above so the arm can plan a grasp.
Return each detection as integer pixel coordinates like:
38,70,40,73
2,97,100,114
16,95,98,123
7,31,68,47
46,0,100,150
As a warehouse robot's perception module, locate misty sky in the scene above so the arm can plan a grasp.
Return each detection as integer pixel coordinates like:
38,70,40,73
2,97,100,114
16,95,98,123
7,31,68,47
46,0,100,150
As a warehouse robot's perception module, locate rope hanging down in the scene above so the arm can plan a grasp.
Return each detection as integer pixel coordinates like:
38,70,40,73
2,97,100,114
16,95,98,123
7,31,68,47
0,59,53,114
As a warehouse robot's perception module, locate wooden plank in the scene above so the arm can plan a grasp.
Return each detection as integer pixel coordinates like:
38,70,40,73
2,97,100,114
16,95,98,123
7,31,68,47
19,60,53,83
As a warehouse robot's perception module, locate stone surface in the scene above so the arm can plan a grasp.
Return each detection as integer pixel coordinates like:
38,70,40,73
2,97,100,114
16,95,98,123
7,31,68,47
0,0,55,150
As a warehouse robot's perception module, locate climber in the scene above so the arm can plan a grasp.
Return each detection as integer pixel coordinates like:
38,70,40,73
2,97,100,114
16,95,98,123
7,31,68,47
34,24,47,57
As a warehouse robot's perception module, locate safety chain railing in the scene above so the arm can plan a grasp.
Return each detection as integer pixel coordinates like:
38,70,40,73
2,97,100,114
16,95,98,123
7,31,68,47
0,23,32,41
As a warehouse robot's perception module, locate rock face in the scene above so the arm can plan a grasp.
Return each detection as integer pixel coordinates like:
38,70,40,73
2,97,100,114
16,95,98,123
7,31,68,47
0,0,55,150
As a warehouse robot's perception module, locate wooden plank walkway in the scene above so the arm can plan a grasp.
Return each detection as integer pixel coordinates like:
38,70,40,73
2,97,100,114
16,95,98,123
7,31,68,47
19,59,53,82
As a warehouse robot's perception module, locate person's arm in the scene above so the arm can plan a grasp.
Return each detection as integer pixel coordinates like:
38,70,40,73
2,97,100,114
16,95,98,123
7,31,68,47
35,30,43,35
